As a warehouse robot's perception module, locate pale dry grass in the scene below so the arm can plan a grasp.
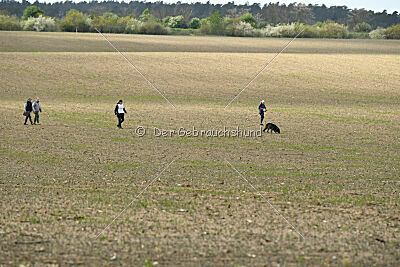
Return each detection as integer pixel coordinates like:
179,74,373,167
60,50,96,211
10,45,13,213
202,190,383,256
1,31,400,53
1,52,399,106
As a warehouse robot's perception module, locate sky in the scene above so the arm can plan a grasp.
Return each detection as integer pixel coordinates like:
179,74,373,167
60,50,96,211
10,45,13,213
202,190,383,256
29,1,399,14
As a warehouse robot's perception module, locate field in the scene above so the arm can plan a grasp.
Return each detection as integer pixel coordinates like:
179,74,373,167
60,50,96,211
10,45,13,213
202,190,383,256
0,31,399,265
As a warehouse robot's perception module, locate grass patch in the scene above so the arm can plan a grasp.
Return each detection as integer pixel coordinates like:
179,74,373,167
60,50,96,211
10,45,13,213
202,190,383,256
1,149,60,164
103,162,141,171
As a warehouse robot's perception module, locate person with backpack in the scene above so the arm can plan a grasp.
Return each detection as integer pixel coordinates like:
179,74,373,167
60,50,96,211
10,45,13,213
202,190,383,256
23,98,33,125
258,100,267,126
32,97,42,125
114,100,127,128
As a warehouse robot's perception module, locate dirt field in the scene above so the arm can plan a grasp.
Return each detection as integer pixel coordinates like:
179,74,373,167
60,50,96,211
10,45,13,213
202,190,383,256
0,31,399,266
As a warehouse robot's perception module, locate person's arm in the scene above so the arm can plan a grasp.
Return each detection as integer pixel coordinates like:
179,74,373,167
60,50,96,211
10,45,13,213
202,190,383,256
39,103,42,112
114,105,118,115
24,103,27,112
123,107,127,114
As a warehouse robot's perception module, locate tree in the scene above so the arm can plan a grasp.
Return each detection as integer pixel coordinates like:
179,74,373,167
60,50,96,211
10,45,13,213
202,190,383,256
167,15,186,28
289,4,314,24
61,9,90,32
240,12,256,27
346,8,372,28
22,6,44,20
207,10,223,34
189,17,200,29
22,15,55,32
353,22,372,32
262,3,286,25
162,16,171,26
369,27,386,39
320,20,349,38
0,15,22,31
385,24,400,39
139,8,156,22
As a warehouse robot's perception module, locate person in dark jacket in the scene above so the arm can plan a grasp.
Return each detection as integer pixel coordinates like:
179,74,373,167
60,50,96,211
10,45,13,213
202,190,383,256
32,97,42,125
114,100,127,128
258,100,267,126
24,98,33,125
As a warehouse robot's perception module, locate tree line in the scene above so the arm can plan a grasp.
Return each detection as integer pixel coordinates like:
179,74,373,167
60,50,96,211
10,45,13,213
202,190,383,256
1,3,400,39
1,0,399,29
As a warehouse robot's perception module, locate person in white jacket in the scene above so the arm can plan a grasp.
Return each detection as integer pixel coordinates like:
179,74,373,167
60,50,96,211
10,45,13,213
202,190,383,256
114,100,127,128
32,97,42,125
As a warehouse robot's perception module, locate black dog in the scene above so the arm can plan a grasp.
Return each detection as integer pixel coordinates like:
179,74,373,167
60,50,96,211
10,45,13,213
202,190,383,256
263,123,280,134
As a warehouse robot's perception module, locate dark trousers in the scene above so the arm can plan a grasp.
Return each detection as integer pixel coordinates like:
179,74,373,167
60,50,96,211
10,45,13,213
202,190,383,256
260,113,264,124
34,112,39,124
117,113,124,127
24,112,32,124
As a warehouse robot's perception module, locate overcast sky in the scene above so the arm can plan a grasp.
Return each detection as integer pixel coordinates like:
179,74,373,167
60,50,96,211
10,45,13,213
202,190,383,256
30,1,399,13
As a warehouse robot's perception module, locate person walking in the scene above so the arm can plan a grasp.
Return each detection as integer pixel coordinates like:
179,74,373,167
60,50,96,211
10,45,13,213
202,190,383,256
32,97,42,125
114,100,127,129
258,100,267,126
23,98,33,125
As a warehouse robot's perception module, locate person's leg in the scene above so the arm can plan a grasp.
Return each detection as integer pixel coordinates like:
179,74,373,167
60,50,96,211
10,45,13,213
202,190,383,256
117,115,122,128
37,112,39,124
28,113,33,124
24,115,28,125
260,113,264,125
34,112,38,124
119,114,124,128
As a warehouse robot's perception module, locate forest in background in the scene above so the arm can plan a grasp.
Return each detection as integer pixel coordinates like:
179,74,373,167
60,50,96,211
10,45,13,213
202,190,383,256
1,1,399,39
1,0,399,28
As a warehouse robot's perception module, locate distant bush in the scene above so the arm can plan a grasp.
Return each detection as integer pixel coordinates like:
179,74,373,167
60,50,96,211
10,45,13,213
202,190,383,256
257,21,268,29
1,6,396,40
352,32,371,39
320,20,349,38
162,16,171,26
369,27,386,39
60,9,91,32
22,15,56,32
0,15,22,31
168,28,195,35
166,15,186,29
138,20,168,35
199,18,210,35
223,17,238,36
139,8,157,23
188,17,201,29
348,32,370,39
385,24,400,39
240,13,256,27
22,6,44,20
233,21,255,37
261,23,299,37
125,18,140,34
302,24,321,38
354,22,372,33
201,11,223,35
92,13,124,33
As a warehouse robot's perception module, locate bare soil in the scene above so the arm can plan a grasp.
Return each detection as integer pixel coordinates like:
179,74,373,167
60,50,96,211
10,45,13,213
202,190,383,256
0,32,399,266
